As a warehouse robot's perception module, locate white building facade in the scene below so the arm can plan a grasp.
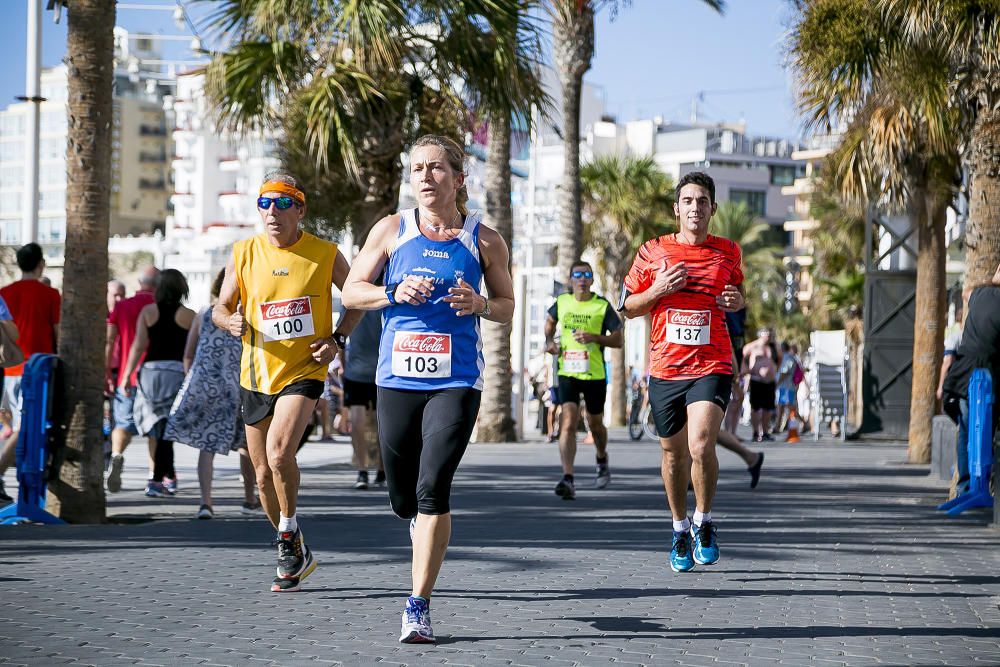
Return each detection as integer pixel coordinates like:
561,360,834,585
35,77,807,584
0,30,177,260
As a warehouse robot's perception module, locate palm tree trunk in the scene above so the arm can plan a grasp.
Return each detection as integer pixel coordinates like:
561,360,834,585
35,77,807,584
906,186,947,464
963,108,1000,287
478,113,516,442
353,107,405,246
552,4,594,282
47,0,115,522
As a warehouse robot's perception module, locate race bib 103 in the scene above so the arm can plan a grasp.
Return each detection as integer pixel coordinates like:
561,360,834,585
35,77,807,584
665,309,710,346
391,332,452,378
260,297,315,342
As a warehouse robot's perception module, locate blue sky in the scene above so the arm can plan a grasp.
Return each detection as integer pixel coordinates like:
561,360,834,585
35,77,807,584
0,0,802,139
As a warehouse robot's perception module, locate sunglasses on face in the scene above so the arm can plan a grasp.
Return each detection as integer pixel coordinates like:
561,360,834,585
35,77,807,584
572,271,593,279
257,196,297,210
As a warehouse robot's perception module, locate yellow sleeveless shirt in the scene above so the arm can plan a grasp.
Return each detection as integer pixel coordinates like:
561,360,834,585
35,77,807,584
233,232,336,394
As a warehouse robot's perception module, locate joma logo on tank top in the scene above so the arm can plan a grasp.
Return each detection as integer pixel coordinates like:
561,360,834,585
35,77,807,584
422,248,450,259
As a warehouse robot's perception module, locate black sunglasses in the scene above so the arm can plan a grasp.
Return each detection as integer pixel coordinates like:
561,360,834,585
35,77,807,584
257,196,298,210
572,270,593,279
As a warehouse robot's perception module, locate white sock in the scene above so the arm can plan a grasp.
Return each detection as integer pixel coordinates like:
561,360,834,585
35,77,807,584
672,517,691,533
693,510,711,527
278,513,297,532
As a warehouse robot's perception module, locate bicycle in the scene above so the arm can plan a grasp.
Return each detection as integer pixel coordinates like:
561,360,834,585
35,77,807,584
627,386,659,441
628,387,644,440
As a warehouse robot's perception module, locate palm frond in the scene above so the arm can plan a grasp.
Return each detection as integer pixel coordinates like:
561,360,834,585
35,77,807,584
203,40,311,134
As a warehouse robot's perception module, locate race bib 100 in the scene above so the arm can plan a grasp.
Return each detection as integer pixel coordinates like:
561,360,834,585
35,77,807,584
665,309,710,346
563,349,590,374
260,297,315,342
391,332,452,378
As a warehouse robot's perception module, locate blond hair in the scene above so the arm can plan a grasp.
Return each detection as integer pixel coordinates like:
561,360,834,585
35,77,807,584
411,134,469,215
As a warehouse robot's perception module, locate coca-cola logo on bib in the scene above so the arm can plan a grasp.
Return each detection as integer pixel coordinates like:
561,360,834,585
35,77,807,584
393,333,451,354
667,309,709,327
262,297,311,320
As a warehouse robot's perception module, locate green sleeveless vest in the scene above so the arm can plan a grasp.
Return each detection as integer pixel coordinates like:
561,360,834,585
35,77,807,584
556,292,610,380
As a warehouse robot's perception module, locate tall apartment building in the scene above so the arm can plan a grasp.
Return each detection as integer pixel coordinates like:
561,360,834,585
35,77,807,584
0,28,174,266
781,137,838,306
161,70,280,308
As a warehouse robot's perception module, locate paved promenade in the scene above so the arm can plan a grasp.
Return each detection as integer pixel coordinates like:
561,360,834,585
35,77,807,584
2,429,999,666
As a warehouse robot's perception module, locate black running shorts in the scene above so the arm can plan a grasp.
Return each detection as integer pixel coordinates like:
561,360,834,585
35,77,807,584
241,379,324,426
648,374,732,438
343,378,378,410
748,379,776,411
556,375,607,414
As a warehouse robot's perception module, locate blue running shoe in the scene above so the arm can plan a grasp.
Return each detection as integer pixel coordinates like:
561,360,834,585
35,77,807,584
669,530,695,572
691,521,720,565
400,596,435,643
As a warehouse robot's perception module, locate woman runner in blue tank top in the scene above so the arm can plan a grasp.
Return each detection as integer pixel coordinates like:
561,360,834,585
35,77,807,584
343,135,515,645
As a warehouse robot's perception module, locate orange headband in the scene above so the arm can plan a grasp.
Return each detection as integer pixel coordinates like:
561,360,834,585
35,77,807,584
259,180,306,204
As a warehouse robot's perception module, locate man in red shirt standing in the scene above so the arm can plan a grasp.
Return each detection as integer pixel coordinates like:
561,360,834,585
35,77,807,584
105,267,159,493
620,172,745,573
0,243,61,501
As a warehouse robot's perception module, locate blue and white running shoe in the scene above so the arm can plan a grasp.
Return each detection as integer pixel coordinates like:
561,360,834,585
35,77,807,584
669,530,696,572
691,521,720,565
400,596,435,643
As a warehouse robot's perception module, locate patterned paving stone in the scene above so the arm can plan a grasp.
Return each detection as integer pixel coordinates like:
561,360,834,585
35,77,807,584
1,430,998,665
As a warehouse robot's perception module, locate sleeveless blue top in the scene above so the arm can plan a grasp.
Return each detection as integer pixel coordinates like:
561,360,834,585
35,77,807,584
376,208,485,391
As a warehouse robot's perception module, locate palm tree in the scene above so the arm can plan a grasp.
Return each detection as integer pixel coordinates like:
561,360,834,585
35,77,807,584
791,0,961,462
479,115,517,440
580,155,672,424
548,0,725,281
202,0,544,243
883,0,1000,288
47,0,115,522
711,202,786,332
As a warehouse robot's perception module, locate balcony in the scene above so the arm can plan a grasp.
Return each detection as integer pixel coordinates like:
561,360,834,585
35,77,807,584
783,217,821,232
781,177,817,197
218,156,240,171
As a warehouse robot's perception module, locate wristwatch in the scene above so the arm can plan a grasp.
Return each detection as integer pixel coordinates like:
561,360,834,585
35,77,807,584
477,297,491,317
332,333,347,350
385,283,399,306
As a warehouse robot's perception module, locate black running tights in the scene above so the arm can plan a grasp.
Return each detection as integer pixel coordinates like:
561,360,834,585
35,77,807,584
376,386,481,517
152,437,175,482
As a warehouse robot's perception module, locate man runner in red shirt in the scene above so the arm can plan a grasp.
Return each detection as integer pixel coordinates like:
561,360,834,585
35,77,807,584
620,172,745,572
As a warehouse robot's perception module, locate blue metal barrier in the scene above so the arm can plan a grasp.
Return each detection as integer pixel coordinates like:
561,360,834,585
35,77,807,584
0,354,65,525
939,368,995,515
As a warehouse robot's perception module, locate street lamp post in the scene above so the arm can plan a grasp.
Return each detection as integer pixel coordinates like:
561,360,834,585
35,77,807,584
20,0,43,245
515,104,539,441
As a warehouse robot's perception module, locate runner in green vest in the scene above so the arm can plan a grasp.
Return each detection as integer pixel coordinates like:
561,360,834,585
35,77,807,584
544,260,623,500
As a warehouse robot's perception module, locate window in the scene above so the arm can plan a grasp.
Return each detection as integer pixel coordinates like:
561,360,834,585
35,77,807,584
0,166,21,189
41,111,67,133
0,141,22,161
0,220,19,244
0,193,24,215
770,165,797,186
39,217,65,243
40,137,64,161
729,189,767,217
39,189,65,213
0,114,24,137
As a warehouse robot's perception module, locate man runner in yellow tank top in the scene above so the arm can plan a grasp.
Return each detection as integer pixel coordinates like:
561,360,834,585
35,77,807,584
214,172,361,593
